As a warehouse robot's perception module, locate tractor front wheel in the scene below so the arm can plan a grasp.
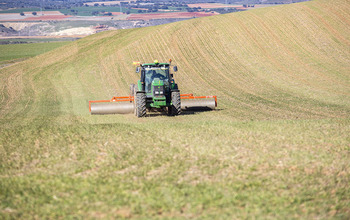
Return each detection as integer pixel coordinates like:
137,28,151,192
136,92,146,117
168,91,181,116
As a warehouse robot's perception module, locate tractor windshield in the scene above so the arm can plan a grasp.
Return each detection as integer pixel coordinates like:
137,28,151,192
145,66,169,93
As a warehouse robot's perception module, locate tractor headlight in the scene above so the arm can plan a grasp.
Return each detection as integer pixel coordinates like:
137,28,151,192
153,85,165,96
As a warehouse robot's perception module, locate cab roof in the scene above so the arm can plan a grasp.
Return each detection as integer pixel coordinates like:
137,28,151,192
142,62,170,67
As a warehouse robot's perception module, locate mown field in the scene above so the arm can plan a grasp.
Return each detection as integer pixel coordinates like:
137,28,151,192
0,0,349,218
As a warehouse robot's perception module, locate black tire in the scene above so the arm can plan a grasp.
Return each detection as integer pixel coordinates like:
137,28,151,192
168,91,181,116
136,92,146,117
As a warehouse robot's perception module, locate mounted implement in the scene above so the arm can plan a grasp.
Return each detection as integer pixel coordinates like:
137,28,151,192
89,60,217,117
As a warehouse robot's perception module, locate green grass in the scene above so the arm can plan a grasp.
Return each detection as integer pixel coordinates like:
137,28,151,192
0,8,44,14
0,38,78,43
0,0,349,218
0,41,70,65
59,6,140,16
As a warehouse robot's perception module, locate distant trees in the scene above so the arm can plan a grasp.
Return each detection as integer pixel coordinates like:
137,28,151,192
70,9,78,15
32,12,37,16
20,12,25,16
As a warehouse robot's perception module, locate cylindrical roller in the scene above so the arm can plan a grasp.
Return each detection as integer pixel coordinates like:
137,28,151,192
181,99,216,110
91,102,135,114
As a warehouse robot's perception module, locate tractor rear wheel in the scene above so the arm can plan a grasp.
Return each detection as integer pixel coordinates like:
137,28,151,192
136,92,146,117
169,91,181,116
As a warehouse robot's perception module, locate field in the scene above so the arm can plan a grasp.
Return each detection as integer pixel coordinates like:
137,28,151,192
188,3,246,9
0,7,139,18
0,41,70,66
0,0,349,218
0,11,71,22
127,12,219,20
86,1,133,6
22,15,72,21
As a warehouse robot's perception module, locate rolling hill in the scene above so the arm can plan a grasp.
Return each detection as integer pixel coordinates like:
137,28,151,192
0,0,349,218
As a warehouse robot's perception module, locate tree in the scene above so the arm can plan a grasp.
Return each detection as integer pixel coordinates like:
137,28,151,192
20,12,25,16
32,12,37,16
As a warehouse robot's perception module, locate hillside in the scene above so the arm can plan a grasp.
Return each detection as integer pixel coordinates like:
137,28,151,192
1,0,349,218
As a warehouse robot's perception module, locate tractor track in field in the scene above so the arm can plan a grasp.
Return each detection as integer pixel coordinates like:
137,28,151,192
0,69,23,117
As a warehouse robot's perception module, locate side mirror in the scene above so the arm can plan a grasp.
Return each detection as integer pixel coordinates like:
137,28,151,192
173,66,178,72
136,67,140,73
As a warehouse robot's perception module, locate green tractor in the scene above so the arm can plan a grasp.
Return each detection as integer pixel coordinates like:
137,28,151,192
132,59,181,117
89,60,217,117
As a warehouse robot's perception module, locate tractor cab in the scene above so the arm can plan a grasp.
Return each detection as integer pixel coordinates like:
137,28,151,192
136,60,178,97
144,65,170,94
